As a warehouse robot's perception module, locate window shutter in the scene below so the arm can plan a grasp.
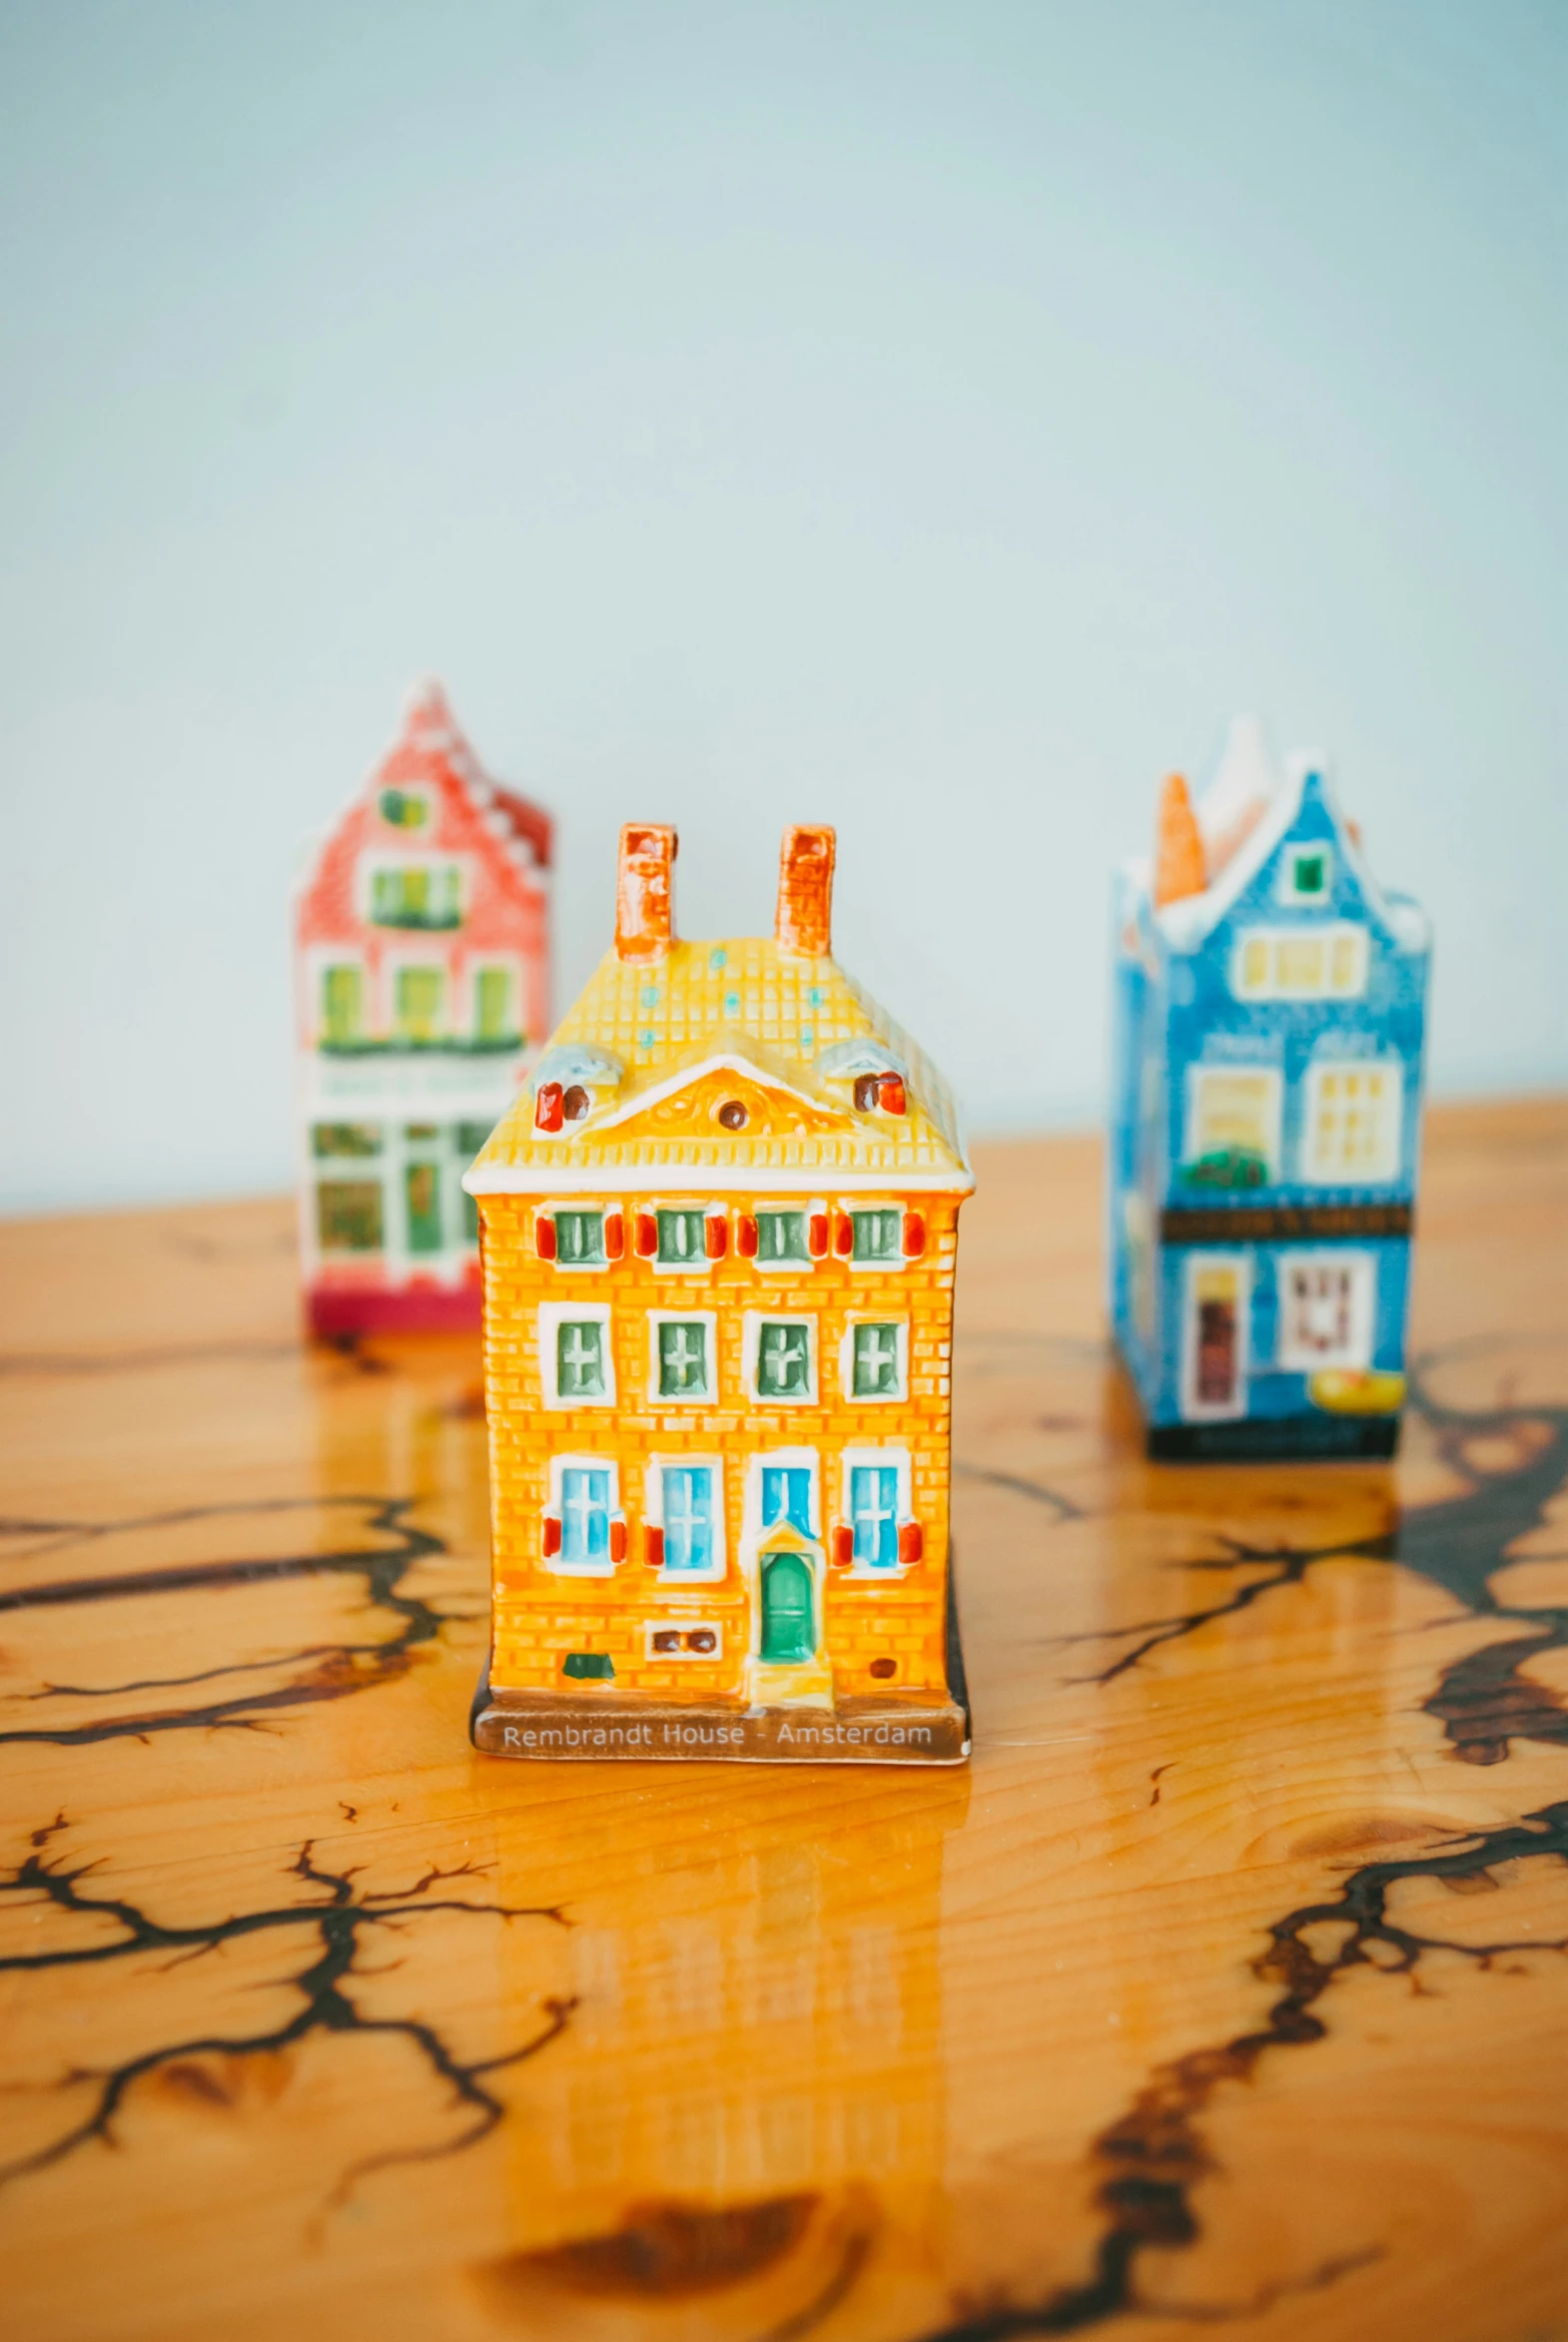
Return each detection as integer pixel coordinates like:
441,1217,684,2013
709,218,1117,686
898,1521,923,1567
853,1073,880,1113
704,1213,728,1260
535,1212,557,1261
645,1525,665,1570
541,1512,561,1558
831,1524,855,1567
609,1519,627,1564
604,1210,625,1260
833,1212,854,1257
736,1213,758,1258
808,1211,829,1258
635,1211,657,1257
879,1075,907,1116
534,1082,564,1133
902,1209,927,1258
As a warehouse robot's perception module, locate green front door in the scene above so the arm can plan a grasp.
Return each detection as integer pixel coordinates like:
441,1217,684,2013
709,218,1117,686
760,1550,815,1664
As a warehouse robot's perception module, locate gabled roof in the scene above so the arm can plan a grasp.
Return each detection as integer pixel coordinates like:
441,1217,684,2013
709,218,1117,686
467,933,971,1193
1155,751,1430,956
384,680,552,872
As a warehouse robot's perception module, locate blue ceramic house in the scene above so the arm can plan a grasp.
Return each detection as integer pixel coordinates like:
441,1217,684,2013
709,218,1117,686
1109,719,1431,1459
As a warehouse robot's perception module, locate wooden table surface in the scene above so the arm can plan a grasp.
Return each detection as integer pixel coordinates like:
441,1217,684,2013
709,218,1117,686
4,1099,1568,2342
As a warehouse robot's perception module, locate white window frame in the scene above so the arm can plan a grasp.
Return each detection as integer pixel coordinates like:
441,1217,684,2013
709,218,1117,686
1278,842,1334,905
377,782,434,833
840,1317,909,1403
1179,1251,1251,1422
545,1453,621,1577
839,1444,914,1579
1275,1249,1375,1374
647,1309,718,1403
1183,1064,1283,1182
845,1201,909,1271
538,1301,615,1408
643,1454,727,1584
385,950,451,1042
742,1449,822,1550
1299,1060,1404,1186
753,1200,822,1274
310,949,371,1047
744,1311,819,1405
358,851,468,928
1230,923,1369,1002
543,1202,611,1272
643,1619,725,1663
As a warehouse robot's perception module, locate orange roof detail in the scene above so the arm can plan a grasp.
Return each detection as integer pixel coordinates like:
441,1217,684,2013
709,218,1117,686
1153,773,1207,908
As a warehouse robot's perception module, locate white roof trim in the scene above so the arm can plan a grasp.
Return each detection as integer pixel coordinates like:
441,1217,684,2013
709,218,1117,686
464,1164,974,1196
569,1048,851,1137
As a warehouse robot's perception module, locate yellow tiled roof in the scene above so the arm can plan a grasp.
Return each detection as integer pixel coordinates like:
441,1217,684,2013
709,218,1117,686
467,937,971,1191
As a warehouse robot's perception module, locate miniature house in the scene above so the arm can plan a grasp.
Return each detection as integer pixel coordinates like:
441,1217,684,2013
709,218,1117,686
293,683,551,1337
465,823,973,1763
1110,717,1430,1459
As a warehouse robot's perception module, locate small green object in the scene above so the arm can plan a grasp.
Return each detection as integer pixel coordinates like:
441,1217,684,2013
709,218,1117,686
474,967,514,1042
317,1179,384,1253
562,1652,614,1681
557,1319,606,1397
404,1161,442,1252
312,1122,382,1159
757,1321,811,1397
1182,1146,1269,1190
656,1207,705,1265
321,965,363,1046
1293,851,1326,895
756,1209,808,1263
658,1318,708,1395
852,1322,901,1396
379,787,427,829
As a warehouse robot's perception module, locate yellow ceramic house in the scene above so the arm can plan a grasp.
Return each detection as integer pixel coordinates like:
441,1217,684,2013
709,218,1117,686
465,824,974,1764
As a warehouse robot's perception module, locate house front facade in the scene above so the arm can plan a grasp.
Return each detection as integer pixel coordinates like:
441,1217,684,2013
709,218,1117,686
466,823,973,1762
293,682,551,1336
1111,722,1430,1458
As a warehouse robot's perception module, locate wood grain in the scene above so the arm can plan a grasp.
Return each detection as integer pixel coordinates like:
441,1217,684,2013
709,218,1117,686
2,1098,1567,2342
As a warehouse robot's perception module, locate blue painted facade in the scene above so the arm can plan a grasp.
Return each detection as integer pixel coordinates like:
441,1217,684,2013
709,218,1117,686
1109,765,1431,1459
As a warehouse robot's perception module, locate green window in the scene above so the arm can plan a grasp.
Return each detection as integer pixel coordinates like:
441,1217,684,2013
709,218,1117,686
556,1209,605,1265
562,1651,614,1681
756,1209,809,1262
312,1122,382,1159
473,967,514,1042
321,965,363,1046
393,966,445,1042
556,1319,607,1398
404,1161,442,1253
657,1208,706,1265
657,1319,709,1396
852,1322,902,1397
379,787,427,829
756,1321,811,1399
1289,847,1329,898
370,865,461,929
318,1179,384,1253
851,1208,902,1263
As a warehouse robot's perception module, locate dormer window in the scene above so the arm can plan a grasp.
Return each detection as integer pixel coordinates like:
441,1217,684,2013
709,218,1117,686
853,1072,907,1115
379,787,430,831
1281,845,1332,904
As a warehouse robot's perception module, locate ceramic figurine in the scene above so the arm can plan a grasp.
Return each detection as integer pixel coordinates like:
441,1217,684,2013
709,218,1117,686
293,682,551,1338
465,822,973,1762
1110,717,1430,1459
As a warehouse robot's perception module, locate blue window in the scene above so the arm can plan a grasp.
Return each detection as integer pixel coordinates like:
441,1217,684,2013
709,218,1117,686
560,1467,612,1564
762,1465,813,1537
662,1465,716,1573
850,1465,899,1568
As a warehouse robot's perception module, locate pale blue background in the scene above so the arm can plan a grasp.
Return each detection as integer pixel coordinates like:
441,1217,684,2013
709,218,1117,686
2,0,1563,1210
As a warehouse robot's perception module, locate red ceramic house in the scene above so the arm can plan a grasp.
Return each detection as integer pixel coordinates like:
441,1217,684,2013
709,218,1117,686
293,682,552,1336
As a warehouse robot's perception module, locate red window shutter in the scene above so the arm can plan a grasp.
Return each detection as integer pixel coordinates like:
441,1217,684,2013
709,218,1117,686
808,1211,829,1258
879,1075,907,1116
737,1213,758,1258
609,1518,627,1564
541,1513,562,1558
645,1525,665,1570
898,1521,924,1567
704,1213,728,1260
534,1082,564,1133
902,1209,927,1258
535,1213,557,1261
831,1524,855,1567
635,1211,657,1257
833,1211,854,1257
